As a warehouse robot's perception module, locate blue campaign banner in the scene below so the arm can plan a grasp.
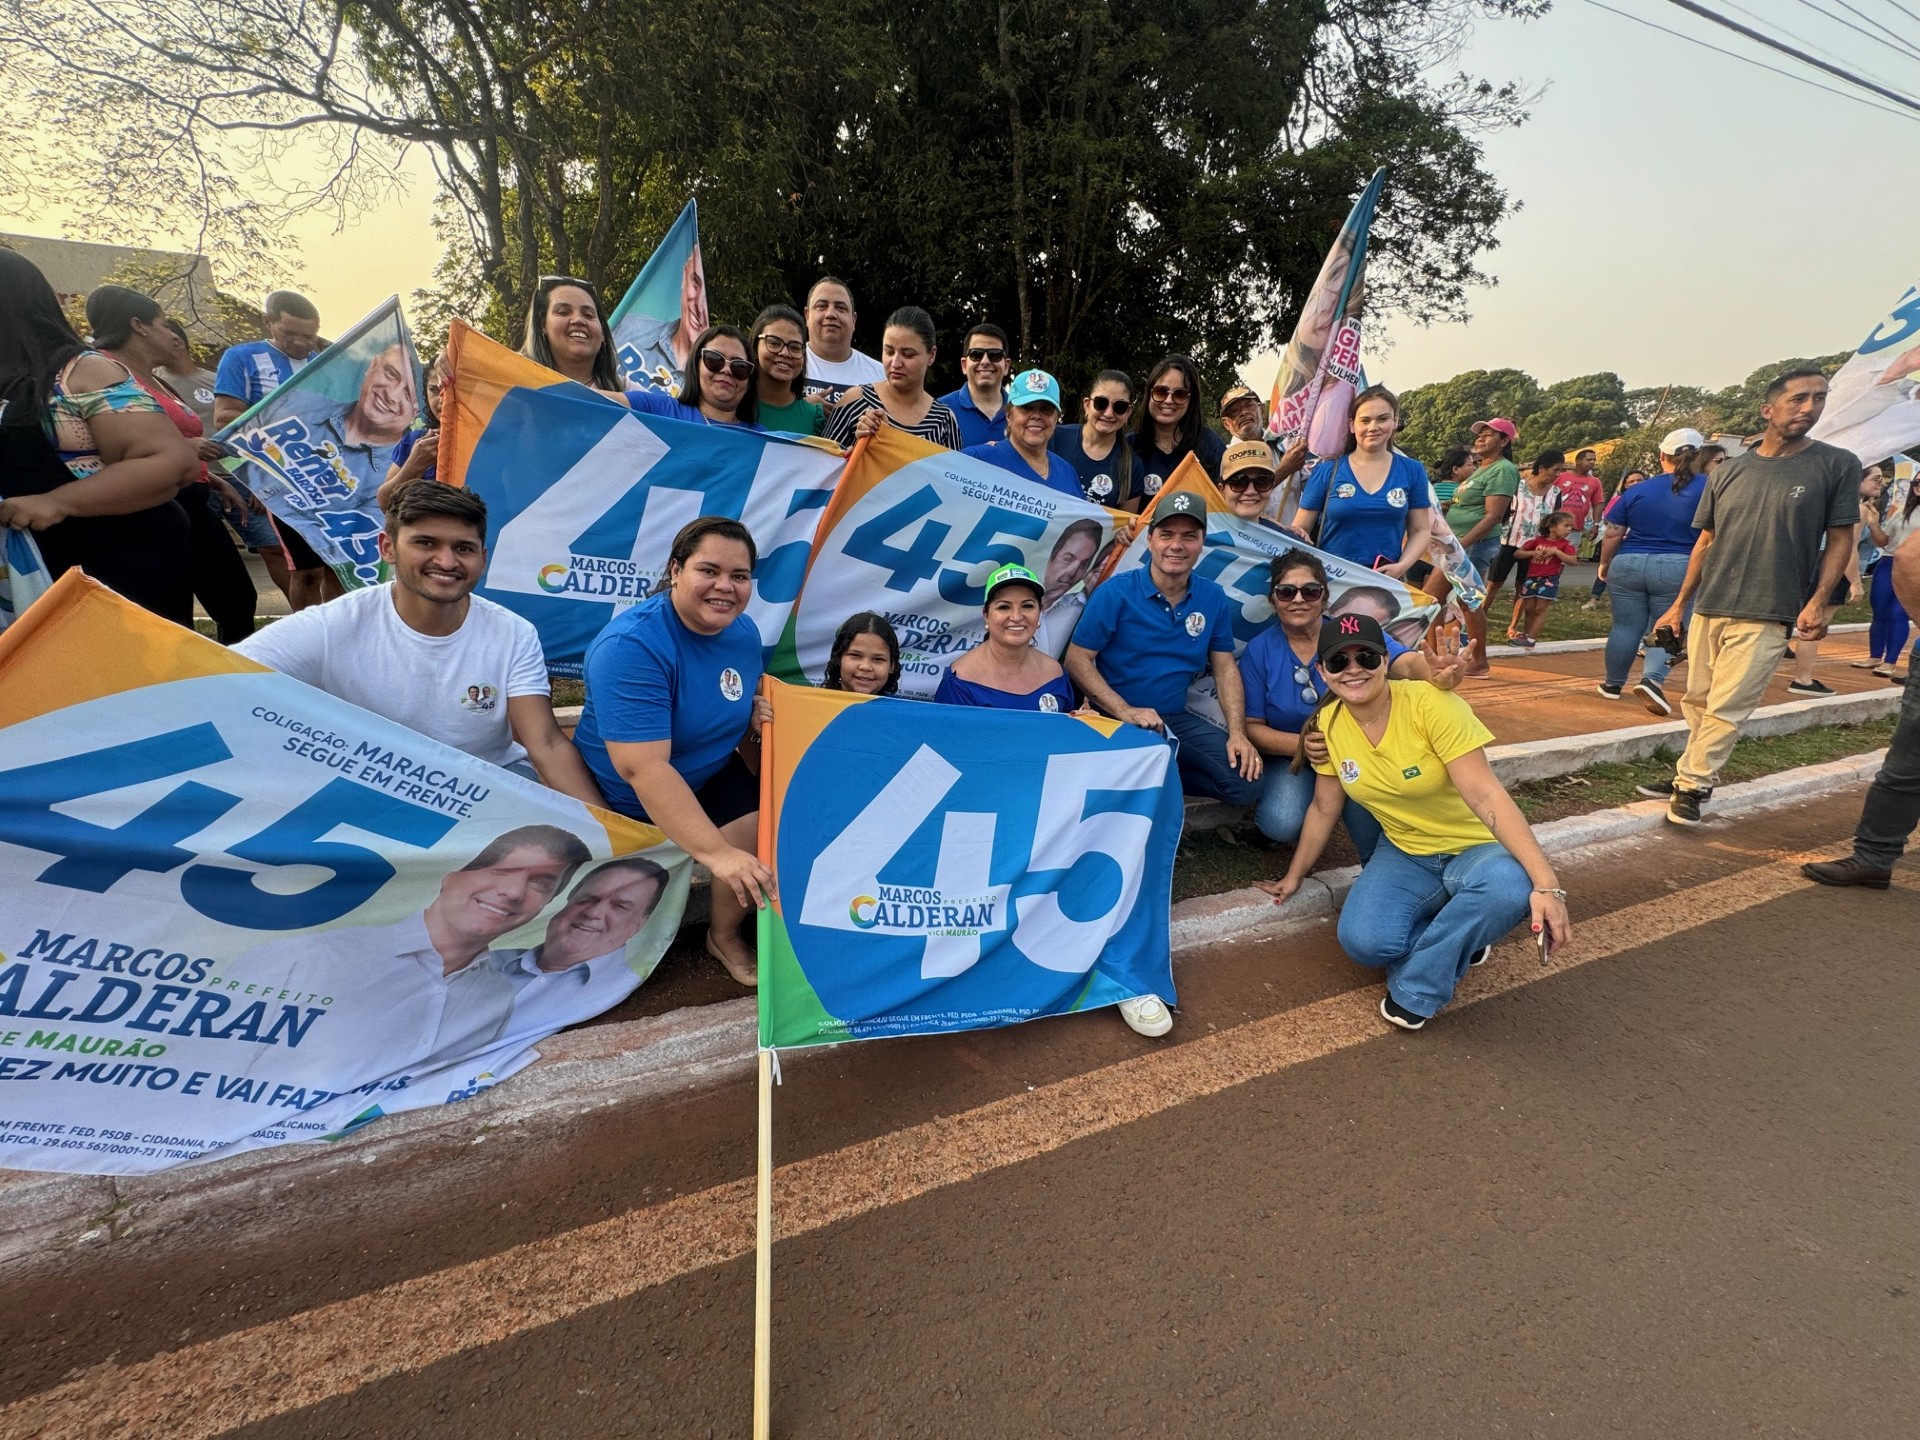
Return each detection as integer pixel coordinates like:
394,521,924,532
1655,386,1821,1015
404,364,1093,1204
441,323,846,677
609,198,705,395
0,527,51,632
215,297,421,586
758,683,1181,1049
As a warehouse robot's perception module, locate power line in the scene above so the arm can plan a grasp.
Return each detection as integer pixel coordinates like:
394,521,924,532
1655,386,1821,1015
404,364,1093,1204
1719,0,1906,83
1655,0,1920,112
1789,0,1920,64
1576,0,1920,124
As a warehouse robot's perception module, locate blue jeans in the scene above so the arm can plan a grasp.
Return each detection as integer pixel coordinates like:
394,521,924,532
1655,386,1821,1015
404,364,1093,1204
1163,708,1260,807
1254,764,1382,860
1603,551,1690,688
1869,559,1911,664
1336,838,1533,1018
1463,534,1502,579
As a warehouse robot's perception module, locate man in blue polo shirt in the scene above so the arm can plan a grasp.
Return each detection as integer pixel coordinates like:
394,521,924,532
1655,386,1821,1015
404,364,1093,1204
938,323,1011,448
962,369,1084,499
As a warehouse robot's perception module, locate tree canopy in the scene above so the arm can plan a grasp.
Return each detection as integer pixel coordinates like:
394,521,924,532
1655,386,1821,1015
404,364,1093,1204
1,0,1542,395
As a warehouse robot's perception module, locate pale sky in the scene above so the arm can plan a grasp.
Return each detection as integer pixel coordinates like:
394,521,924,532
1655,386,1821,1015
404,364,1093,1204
14,1,1918,397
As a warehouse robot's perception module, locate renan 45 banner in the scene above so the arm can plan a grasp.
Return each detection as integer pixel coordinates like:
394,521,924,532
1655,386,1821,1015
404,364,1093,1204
440,323,847,677
0,574,689,1175
609,198,706,395
755,681,1181,1049
216,296,421,587
773,426,1131,694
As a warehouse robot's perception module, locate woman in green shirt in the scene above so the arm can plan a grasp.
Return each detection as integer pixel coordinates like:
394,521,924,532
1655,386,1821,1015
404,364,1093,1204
1445,417,1522,675
749,305,824,437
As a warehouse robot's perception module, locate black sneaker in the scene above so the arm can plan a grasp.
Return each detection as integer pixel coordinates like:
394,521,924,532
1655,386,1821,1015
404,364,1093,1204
1800,856,1894,889
1667,786,1709,826
1634,677,1672,716
1787,678,1835,696
1380,995,1428,1031
1467,944,1493,967
1596,682,1623,700
1634,777,1674,799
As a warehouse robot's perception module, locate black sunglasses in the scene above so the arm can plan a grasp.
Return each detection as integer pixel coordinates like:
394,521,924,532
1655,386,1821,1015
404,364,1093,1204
1272,582,1326,602
699,349,756,381
1224,473,1278,493
1089,395,1132,416
1322,648,1384,675
965,347,1007,363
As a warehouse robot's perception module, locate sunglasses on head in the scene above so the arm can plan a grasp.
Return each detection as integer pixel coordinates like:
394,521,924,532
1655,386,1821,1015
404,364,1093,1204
757,334,806,357
1322,647,1384,675
1150,385,1191,403
1272,582,1326,602
699,349,755,381
1224,472,1278,494
965,347,1007,363
1089,395,1131,416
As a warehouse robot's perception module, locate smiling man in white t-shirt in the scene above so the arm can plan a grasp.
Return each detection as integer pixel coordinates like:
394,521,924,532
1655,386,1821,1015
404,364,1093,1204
236,480,604,804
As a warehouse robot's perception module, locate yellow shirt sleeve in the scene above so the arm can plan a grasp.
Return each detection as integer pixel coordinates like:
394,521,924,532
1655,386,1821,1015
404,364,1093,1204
1409,684,1495,766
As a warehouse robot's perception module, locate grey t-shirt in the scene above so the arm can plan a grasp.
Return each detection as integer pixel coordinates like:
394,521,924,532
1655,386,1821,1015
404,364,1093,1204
1692,440,1862,623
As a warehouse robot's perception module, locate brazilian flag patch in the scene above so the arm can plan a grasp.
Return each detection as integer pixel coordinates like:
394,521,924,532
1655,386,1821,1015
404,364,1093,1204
1402,765,1422,779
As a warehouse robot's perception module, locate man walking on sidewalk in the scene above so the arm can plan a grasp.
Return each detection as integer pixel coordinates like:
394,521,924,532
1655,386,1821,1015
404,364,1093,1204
1646,370,1861,826
1803,532,1920,886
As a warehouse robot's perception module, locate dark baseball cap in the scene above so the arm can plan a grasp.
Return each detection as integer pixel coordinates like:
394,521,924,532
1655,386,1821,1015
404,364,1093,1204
1148,490,1207,530
1317,612,1389,665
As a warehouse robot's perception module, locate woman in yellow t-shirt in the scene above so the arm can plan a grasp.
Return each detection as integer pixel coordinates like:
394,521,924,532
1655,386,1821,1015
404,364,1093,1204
1259,613,1572,1031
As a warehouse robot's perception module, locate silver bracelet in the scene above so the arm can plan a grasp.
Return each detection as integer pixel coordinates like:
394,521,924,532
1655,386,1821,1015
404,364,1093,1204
1533,887,1567,898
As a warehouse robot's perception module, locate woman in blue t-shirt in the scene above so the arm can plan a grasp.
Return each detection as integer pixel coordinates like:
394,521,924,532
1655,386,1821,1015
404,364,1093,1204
623,325,761,429
1289,385,1431,577
1596,430,1707,714
571,516,772,987
1050,369,1139,507
1238,548,1465,852
1129,355,1224,507
935,563,1077,712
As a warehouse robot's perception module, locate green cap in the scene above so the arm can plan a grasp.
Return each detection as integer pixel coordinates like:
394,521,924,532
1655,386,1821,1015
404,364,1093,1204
983,562,1044,603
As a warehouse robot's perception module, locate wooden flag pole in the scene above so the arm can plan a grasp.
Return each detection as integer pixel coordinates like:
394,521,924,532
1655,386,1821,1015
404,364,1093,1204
753,1046,774,1438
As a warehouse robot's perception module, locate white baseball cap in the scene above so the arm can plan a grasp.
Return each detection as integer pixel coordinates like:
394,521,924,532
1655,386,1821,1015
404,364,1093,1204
1659,427,1706,455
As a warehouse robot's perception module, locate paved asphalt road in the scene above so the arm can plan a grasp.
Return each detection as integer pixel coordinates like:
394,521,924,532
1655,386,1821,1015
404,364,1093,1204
1,790,1914,1439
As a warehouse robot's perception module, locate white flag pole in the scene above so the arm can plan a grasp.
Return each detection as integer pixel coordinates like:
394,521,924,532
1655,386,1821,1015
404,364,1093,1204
753,1045,774,1439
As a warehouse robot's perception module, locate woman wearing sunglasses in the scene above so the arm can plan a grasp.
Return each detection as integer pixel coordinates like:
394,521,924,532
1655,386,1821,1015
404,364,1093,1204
1130,355,1224,506
1288,384,1431,580
748,305,823,437
522,275,624,394
1239,549,1460,851
1050,370,1138,507
1259,611,1571,1032
822,307,962,450
623,324,762,429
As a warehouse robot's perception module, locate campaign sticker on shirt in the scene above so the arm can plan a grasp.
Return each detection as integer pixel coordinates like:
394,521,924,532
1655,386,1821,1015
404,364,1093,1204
458,684,498,714
1089,473,1114,500
1184,612,1205,638
194,386,215,405
719,667,745,702
1387,487,1407,509
1142,473,1164,496
1335,482,1357,500
1038,693,1060,713
1339,758,1361,783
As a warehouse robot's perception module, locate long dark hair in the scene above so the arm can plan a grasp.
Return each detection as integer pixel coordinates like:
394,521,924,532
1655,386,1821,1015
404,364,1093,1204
85,285,164,350
0,249,86,408
1133,354,1204,454
677,324,760,426
521,275,621,390
822,612,901,695
750,304,809,404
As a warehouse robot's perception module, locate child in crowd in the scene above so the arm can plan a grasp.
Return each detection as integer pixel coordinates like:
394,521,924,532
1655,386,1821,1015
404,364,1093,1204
1510,511,1578,647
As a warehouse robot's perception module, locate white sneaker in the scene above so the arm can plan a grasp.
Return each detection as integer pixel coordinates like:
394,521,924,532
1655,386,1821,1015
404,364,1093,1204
1118,995,1173,1037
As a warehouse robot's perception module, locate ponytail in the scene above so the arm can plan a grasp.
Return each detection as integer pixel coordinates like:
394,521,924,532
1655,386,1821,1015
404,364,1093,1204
1292,691,1345,774
1668,446,1698,494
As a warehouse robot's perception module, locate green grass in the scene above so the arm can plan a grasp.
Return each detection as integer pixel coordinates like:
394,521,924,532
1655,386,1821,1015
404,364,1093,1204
1481,588,1874,645
1170,714,1896,903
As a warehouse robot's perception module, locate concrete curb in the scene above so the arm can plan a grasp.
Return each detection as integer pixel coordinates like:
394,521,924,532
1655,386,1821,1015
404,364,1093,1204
0,744,1889,1264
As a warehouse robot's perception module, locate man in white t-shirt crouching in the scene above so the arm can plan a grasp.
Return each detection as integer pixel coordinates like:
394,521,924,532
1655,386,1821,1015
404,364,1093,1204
236,480,604,805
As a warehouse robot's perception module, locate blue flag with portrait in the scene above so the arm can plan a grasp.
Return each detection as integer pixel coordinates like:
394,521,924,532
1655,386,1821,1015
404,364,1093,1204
609,199,706,396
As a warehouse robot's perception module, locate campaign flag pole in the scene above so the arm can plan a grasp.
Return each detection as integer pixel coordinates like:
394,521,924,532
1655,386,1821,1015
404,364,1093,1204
753,676,776,1440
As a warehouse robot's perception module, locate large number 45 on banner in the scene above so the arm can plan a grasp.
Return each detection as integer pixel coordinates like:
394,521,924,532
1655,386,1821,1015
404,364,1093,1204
755,682,1183,1049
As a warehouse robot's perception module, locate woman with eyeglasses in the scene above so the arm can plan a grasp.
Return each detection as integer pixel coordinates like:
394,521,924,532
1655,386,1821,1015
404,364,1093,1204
1049,371,1138,508
1288,385,1432,582
1239,549,1461,852
749,305,823,437
623,325,761,429
521,276,623,393
1258,611,1570,1032
1130,355,1224,506
822,307,962,451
